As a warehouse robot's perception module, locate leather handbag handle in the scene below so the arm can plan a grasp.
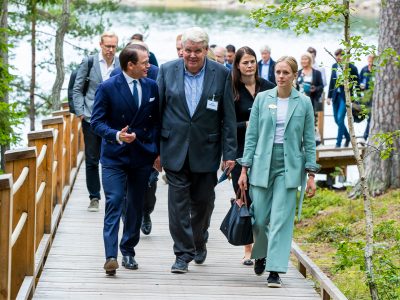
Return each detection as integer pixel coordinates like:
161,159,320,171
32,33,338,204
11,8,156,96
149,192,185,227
236,188,248,207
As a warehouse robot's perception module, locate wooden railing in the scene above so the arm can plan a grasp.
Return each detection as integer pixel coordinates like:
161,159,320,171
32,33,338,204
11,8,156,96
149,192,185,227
291,241,348,300
0,110,84,300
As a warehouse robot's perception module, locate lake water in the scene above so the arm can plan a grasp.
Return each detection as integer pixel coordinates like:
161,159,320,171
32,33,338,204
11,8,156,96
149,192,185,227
11,5,379,183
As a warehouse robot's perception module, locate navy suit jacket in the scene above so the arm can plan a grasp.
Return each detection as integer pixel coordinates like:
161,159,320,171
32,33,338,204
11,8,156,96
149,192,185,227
328,62,359,101
258,58,276,85
110,64,159,81
91,72,160,168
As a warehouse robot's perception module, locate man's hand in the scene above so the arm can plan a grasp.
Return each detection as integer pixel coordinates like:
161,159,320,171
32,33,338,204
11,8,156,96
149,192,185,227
119,125,136,143
326,98,332,105
305,177,316,198
222,160,235,175
153,155,162,172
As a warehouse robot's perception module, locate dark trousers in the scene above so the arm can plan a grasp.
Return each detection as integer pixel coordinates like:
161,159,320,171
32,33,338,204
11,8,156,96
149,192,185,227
82,119,101,200
165,157,217,263
332,94,350,147
143,169,159,216
102,164,152,259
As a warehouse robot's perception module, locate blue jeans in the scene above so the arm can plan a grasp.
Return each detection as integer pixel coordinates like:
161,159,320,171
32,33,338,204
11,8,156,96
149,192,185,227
82,120,101,200
332,94,350,147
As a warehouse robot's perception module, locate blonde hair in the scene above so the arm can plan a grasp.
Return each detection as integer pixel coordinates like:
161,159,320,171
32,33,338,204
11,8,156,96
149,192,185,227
276,56,298,74
300,52,313,66
100,31,118,43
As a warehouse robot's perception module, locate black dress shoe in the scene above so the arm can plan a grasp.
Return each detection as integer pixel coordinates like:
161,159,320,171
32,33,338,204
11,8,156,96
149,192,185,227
104,257,119,275
141,214,152,235
194,246,207,264
122,255,138,270
171,258,188,273
254,257,266,276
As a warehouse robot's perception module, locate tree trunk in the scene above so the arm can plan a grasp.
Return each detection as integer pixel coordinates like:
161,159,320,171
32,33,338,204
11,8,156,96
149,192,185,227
0,0,9,170
29,0,36,131
342,1,378,299
51,0,70,111
365,0,400,194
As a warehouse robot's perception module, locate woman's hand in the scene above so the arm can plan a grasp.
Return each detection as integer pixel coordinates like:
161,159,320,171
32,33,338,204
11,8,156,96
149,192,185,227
305,176,316,197
238,167,248,190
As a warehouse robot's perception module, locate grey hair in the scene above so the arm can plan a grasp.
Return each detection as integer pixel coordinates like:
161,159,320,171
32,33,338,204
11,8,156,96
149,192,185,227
181,27,209,48
260,45,271,53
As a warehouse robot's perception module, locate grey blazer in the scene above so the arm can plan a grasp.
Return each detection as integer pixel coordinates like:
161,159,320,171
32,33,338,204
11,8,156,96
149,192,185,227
157,58,237,173
72,53,120,121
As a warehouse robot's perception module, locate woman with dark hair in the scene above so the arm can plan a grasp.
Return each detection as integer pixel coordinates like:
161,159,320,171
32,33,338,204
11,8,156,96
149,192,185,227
230,46,275,266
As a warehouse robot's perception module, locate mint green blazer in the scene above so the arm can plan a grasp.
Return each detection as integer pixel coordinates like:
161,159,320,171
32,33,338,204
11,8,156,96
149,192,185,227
239,87,320,217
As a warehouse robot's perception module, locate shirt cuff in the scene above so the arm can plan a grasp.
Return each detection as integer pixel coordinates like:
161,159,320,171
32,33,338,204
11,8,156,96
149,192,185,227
116,131,123,145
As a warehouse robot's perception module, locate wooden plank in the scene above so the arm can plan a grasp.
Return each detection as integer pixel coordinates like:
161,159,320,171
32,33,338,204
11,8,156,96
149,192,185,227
34,165,322,299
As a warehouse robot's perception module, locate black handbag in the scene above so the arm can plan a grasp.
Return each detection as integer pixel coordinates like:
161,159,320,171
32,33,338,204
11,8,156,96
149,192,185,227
220,189,253,246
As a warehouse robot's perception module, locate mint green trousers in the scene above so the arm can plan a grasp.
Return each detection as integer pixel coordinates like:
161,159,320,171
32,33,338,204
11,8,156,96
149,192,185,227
249,144,297,273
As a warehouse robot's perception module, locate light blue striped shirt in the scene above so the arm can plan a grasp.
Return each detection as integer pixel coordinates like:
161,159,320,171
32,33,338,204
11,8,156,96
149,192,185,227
184,62,206,117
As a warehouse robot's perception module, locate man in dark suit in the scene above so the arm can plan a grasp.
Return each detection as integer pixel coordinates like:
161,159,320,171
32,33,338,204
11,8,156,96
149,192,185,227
73,31,120,212
257,45,276,84
91,44,160,276
327,48,360,148
157,27,237,273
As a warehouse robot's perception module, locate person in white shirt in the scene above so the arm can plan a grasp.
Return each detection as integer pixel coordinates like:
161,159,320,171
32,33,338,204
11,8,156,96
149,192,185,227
73,31,120,212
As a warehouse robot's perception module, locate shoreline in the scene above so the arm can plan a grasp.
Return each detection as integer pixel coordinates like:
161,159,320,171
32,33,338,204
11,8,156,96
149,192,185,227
119,0,380,18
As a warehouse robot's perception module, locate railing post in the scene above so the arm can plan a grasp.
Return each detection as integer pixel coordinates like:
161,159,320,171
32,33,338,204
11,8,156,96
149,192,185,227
5,147,37,299
42,116,64,206
0,174,13,300
53,110,72,187
70,115,79,170
28,129,54,236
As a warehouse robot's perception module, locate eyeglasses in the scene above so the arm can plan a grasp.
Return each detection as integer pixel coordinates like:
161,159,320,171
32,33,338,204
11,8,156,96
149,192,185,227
103,45,117,50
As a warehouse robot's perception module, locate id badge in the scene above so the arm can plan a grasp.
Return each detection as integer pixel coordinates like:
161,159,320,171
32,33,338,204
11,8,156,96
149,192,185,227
206,94,218,111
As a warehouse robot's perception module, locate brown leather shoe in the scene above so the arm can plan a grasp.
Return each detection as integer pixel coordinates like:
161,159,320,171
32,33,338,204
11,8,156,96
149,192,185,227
104,257,119,275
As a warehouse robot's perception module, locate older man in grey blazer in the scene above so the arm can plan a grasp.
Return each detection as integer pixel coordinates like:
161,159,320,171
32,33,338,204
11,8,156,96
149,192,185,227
157,27,237,273
73,31,120,212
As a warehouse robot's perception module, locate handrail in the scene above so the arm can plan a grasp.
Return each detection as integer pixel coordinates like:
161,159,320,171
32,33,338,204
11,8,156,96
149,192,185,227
11,212,28,248
35,182,46,205
71,133,74,143
53,129,59,145
291,241,348,300
12,167,29,196
36,145,47,168
63,148,66,157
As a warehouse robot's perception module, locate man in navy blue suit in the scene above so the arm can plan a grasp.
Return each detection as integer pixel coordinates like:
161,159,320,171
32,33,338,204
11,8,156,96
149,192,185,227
91,44,160,275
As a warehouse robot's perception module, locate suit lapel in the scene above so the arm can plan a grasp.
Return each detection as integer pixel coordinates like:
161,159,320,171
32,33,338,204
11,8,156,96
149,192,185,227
267,90,277,129
176,62,191,117
284,88,300,133
115,73,138,115
193,59,214,118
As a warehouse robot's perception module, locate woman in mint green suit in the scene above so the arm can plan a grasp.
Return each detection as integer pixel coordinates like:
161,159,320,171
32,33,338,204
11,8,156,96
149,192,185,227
238,56,320,288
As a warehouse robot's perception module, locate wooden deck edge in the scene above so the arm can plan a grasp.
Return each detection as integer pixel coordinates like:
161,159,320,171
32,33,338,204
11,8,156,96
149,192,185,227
291,241,348,300
51,204,62,236
15,276,34,300
34,234,51,278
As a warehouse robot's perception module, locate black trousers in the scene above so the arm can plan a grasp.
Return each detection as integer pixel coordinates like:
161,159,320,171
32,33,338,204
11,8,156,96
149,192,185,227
143,169,159,216
165,157,217,263
82,119,101,200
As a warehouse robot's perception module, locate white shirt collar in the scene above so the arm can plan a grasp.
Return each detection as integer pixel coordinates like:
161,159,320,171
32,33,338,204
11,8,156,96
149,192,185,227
122,71,139,85
99,52,115,66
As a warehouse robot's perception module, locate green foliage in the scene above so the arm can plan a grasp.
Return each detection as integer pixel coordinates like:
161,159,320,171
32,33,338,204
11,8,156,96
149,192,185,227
300,188,346,219
371,130,400,160
240,0,348,34
0,101,24,146
308,222,351,243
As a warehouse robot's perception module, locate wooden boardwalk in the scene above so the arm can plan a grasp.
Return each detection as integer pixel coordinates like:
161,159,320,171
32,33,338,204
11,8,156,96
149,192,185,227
34,165,320,299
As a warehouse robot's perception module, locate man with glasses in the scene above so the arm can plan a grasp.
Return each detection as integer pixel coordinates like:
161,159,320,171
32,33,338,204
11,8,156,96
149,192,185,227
157,27,237,273
73,31,120,212
91,44,161,275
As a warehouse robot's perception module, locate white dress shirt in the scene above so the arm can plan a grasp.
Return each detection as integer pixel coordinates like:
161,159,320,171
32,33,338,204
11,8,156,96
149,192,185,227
99,52,116,81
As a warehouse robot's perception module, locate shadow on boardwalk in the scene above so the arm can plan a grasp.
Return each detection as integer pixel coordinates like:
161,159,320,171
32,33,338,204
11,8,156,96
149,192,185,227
34,164,320,299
